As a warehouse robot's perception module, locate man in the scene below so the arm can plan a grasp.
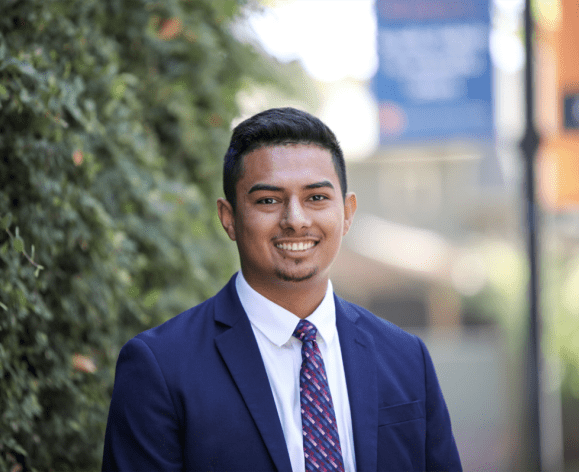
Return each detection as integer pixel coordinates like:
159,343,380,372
102,107,462,471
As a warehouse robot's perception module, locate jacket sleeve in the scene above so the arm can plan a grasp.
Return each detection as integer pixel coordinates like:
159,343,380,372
102,337,183,471
419,337,462,471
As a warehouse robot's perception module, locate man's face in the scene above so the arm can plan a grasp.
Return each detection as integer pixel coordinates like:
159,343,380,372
218,144,356,294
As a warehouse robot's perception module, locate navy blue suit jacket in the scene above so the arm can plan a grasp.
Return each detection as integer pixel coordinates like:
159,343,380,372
102,273,461,471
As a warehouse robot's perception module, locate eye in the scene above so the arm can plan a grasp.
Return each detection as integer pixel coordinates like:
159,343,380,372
257,197,277,205
310,194,327,202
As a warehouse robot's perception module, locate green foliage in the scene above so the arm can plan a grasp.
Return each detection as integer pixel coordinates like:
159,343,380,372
0,0,280,469
462,239,529,337
542,247,579,400
462,235,579,402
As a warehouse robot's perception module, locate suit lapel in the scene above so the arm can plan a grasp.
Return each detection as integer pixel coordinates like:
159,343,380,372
335,296,378,472
214,276,293,472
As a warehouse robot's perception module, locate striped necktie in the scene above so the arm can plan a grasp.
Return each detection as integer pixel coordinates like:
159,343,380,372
293,319,345,472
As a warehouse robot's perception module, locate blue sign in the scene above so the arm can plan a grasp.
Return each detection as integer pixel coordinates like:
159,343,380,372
373,0,493,143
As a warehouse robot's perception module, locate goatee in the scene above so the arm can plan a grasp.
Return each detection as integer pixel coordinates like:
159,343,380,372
274,267,317,283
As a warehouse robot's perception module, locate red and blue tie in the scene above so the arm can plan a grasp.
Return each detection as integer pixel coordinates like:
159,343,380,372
293,319,345,472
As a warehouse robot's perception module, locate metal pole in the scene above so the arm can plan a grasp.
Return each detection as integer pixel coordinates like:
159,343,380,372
520,0,542,469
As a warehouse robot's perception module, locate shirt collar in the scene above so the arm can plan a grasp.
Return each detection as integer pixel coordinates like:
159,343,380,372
235,271,336,347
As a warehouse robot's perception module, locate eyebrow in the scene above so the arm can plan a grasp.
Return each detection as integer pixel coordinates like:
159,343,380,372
248,183,283,194
247,180,335,194
305,180,335,191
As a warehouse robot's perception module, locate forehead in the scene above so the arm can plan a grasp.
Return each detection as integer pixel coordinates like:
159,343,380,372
239,144,338,186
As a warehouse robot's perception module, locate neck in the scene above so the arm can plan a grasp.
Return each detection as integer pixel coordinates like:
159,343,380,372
243,274,329,319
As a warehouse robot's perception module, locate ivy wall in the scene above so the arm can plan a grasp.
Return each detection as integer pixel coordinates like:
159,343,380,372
0,0,279,470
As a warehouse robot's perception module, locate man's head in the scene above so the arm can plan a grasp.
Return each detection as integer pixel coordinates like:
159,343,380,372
223,107,347,211
217,108,357,306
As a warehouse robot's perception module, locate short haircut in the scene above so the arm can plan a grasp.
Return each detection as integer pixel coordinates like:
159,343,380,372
223,107,347,210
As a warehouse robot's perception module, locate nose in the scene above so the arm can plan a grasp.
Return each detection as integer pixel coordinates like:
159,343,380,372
280,197,311,230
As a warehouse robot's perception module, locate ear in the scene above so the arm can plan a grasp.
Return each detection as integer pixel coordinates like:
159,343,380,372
342,192,357,236
217,198,237,241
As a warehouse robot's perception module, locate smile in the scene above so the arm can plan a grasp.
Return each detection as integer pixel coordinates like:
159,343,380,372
275,241,317,251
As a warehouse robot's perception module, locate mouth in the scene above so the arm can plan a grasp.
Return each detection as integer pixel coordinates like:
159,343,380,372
275,241,318,252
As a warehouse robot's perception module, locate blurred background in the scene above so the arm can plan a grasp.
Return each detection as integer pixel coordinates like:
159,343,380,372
1,0,579,470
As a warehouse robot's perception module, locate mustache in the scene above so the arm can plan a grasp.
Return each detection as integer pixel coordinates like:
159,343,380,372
272,232,318,240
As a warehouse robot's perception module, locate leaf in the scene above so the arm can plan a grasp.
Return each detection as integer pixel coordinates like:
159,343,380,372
0,84,8,100
143,289,161,308
34,265,44,278
15,290,26,307
13,237,24,253
111,78,126,100
1,213,12,229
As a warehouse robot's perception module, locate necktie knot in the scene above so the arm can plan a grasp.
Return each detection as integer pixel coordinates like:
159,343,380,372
293,319,317,343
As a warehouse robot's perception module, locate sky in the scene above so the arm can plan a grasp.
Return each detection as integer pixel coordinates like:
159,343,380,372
247,0,378,82
240,0,380,160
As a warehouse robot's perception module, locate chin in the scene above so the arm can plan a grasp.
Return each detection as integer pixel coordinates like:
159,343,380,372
274,267,318,283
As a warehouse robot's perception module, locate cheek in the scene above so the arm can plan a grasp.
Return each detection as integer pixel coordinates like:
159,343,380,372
321,210,344,232
239,212,275,238
254,212,275,226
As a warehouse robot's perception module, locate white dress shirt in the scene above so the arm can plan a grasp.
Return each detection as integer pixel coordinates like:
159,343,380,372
236,271,356,472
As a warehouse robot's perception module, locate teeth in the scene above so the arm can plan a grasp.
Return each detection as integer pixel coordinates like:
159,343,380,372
276,241,315,251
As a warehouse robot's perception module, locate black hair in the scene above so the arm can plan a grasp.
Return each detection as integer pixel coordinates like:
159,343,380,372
223,107,347,210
